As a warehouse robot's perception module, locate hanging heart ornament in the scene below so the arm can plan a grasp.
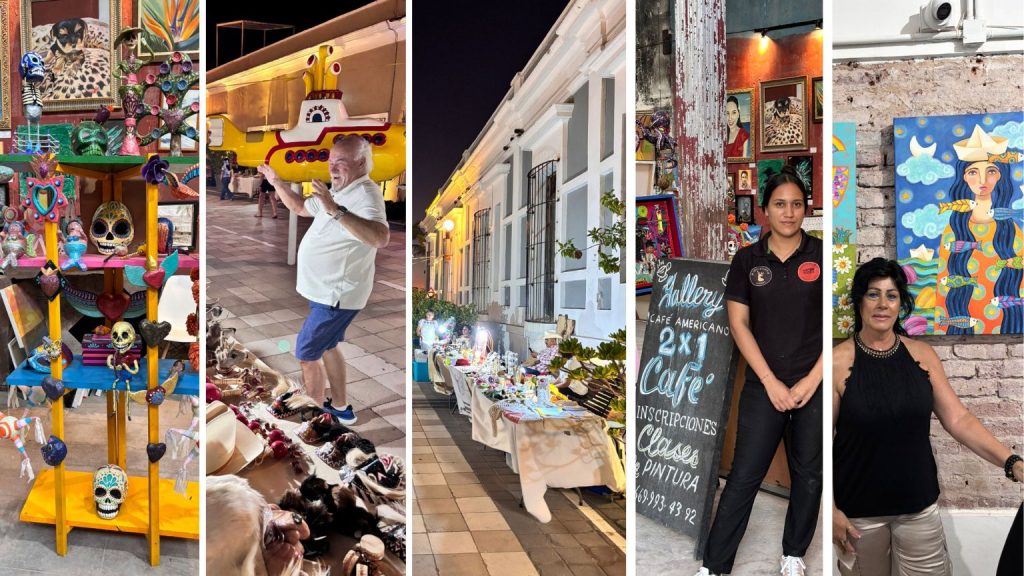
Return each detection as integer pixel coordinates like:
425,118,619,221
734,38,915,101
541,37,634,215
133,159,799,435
139,320,171,348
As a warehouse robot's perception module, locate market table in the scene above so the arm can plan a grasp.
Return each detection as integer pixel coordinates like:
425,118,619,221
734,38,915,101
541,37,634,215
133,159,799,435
466,373,625,523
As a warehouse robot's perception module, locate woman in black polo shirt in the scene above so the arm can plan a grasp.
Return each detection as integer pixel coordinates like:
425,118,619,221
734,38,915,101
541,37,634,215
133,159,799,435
697,167,823,576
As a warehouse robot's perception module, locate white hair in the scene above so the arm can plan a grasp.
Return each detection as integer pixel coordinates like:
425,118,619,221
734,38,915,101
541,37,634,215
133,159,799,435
206,475,327,576
333,135,374,176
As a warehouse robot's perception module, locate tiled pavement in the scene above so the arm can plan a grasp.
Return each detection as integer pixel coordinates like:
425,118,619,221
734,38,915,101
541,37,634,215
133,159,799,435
206,190,407,455
411,382,627,576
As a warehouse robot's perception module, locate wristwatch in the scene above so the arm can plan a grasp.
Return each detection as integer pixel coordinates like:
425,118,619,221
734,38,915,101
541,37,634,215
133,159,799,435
331,205,349,221
1005,454,1022,482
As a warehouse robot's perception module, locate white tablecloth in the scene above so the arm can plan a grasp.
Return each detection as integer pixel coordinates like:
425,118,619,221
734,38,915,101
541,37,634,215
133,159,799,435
468,379,625,522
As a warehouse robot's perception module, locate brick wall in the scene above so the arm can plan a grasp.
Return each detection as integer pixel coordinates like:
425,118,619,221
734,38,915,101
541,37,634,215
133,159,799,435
833,54,1024,509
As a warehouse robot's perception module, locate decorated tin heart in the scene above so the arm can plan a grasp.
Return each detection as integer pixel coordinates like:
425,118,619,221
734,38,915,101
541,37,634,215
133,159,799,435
24,177,67,222
34,262,67,301
142,268,166,289
41,436,68,466
139,320,171,348
146,443,167,463
146,386,166,406
97,292,130,321
41,376,64,400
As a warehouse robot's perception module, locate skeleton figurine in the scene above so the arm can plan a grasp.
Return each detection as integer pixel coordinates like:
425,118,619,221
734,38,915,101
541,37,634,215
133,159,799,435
0,411,45,481
60,219,88,271
19,52,45,154
107,322,139,391
94,464,128,519
0,221,28,273
90,201,134,256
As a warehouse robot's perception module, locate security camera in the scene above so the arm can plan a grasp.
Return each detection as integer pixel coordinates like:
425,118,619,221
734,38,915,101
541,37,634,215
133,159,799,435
921,0,958,30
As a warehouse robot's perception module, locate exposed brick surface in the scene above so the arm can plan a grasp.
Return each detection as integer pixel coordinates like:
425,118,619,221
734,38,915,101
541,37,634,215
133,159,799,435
834,54,1024,510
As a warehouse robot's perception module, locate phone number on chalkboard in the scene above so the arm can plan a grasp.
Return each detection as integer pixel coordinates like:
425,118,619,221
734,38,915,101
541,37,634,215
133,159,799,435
637,488,697,524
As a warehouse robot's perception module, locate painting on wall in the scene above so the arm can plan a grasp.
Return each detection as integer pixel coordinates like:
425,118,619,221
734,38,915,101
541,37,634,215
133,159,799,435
636,111,679,192
735,194,753,225
636,194,683,294
139,0,200,57
787,155,814,206
756,158,784,206
832,123,858,338
759,76,808,153
812,77,823,122
0,0,10,130
737,169,753,191
726,88,754,163
894,112,1024,335
20,0,122,111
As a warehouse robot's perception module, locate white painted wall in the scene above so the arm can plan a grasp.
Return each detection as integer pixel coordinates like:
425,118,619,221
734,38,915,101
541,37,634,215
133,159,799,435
833,0,1024,60
830,508,1019,575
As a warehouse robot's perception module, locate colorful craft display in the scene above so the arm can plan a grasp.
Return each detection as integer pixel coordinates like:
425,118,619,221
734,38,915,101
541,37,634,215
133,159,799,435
133,53,199,156
0,411,45,481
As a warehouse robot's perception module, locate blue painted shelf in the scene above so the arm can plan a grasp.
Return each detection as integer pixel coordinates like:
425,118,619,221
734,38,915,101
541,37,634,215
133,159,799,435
7,356,199,396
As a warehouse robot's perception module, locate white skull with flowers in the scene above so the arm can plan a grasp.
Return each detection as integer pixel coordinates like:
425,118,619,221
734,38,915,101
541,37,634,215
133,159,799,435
94,464,128,519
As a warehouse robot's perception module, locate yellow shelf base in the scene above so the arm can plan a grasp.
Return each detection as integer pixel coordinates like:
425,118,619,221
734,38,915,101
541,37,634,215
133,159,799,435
20,470,199,540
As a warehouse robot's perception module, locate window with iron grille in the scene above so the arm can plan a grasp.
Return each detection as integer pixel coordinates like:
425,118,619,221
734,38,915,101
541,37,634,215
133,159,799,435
472,208,491,313
526,160,557,322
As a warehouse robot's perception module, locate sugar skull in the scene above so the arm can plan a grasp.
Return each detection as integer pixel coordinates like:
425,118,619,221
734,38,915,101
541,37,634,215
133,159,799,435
19,52,45,83
72,121,109,156
93,464,128,519
111,321,136,354
90,201,134,255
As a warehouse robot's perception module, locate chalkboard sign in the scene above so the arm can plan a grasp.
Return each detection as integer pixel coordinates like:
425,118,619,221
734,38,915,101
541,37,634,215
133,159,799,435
636,257,738,560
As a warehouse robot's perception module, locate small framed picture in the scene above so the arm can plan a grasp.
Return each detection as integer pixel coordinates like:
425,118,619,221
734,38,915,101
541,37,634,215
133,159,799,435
727,174,734,192
735,195,754,224
737,169,753,191
726,88,755,163
812,77,823,122
157,201,198,251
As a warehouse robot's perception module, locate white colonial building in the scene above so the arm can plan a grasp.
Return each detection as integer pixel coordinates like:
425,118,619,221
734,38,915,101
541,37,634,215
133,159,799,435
422,0,626,355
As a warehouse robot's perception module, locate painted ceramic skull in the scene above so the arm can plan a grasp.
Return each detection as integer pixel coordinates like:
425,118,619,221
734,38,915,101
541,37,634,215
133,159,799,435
111,321,136,353
19,52,45,83
90,201,133,255
72,121,109,156
93,464,127,519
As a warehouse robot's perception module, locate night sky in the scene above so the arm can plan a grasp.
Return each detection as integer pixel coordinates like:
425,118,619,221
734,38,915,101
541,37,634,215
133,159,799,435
206,2,377,68
412,0,570,222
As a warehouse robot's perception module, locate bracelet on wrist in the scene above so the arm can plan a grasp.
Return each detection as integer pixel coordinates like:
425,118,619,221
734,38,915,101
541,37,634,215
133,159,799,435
1005,454,1022,482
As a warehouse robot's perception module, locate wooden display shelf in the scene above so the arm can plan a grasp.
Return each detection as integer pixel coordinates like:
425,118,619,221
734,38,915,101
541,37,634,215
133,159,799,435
21,470,199,539
10,254,200,270
0,154,197,175
7,357,200,396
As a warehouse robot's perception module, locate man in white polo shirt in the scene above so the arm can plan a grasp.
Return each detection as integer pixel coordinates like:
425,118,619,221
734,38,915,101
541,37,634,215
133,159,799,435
257,135,390,425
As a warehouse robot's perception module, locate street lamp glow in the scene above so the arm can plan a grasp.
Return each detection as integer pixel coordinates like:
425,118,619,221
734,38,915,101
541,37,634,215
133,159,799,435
442,219,455,232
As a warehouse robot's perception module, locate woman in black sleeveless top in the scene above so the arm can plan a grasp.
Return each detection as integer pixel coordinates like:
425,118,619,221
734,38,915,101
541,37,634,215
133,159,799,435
832,258,1023,575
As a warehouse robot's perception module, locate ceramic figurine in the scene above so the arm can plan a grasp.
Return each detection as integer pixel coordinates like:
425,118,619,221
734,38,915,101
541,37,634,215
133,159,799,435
0,221,28,273
107,322,140,391
89,201,134,256
0,411,44,481
93,465,128,519
61,220,88,271
18,52,45,154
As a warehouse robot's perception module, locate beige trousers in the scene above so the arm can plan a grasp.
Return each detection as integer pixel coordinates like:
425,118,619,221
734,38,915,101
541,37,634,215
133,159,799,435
837,503,952,576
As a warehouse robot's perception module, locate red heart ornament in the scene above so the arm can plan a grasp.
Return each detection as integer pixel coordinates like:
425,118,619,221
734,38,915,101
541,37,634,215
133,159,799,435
96,292,130,321
143,269,166,289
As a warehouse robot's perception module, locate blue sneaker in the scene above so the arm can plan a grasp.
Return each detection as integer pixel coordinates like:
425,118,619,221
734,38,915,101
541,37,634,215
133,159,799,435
323,399,358,425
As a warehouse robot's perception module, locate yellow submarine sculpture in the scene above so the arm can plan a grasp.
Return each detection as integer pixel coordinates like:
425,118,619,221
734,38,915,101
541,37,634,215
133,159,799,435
207,45,405,183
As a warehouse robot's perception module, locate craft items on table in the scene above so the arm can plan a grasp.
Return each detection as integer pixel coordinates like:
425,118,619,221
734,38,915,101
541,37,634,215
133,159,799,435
107,321,140,390
93,465,128,519
0,411,45,480
26,336,72,373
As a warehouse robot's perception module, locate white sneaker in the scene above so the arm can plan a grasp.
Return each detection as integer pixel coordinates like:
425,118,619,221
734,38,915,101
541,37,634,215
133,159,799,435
780,556,806,576
694,569,717,576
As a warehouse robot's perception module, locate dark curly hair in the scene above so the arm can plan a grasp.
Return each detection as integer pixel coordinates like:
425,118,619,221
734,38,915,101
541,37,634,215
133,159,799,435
760,164,808,210
850,257,915,335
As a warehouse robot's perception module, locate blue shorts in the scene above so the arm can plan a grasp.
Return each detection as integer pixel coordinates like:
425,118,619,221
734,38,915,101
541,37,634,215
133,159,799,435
295,302,360,361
